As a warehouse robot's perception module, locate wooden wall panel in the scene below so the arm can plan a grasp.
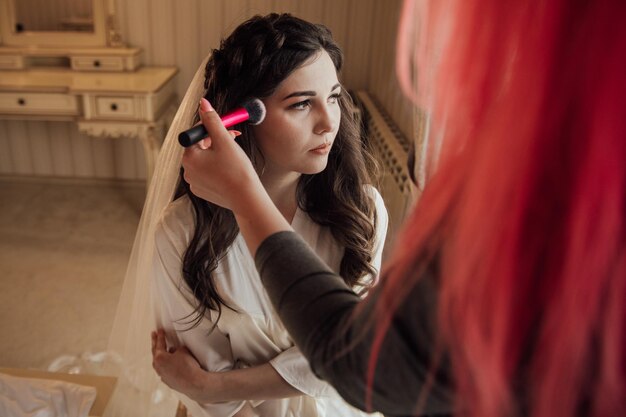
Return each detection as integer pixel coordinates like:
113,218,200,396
197,1,224,65
112,137,137,180
0,122,14,173
26,121,53,176
48,123,74,176
149,0,176,66
366,0,415,140
123,0,152,64
91,136,115,178
173,0,201,96
343,0,374,90
1,0,414,181
297,1,324,24
271,0,298,15
69,126,95,178
223,0,252,36
248,0,274,17
133,139,146,180
322,0,349,57
6,121,33,175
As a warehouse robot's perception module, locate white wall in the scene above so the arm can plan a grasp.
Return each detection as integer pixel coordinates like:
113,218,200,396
0,0,413,181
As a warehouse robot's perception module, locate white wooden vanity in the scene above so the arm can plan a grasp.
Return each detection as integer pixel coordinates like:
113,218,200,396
0,0,178,184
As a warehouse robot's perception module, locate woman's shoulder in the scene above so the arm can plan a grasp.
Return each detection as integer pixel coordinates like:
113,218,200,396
364,184,388,227
364,184,385,208
154,195,195,246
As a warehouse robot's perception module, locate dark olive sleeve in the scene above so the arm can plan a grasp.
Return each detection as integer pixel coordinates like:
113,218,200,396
255,231,455,417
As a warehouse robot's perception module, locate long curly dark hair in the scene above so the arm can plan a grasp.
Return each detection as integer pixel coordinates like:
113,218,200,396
177,13,378,328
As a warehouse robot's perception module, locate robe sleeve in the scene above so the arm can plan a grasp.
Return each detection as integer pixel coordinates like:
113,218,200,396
152,198,253,417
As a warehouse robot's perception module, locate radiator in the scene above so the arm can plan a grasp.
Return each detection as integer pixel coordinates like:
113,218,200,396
354,91,418,261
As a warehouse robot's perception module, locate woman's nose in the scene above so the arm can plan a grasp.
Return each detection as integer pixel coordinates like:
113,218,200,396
314,105,338,135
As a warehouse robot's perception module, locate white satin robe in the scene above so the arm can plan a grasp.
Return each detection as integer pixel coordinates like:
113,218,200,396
152,188,388,417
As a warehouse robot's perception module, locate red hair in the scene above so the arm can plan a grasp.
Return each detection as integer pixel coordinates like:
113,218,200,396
369,0,626,416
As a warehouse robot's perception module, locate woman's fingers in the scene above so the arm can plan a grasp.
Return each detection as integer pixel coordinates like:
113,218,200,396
155,329,167,353
181,97,262,212
152,329,168,374
198,98,233,149
196,130,238,150
197,137,211,149
150,331,156,356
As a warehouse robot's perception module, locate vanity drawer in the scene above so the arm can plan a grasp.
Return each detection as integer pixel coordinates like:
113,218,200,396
94,96,140,118
82,94,148,121
71,56,125,71
0,92,80,115
0,55,24,70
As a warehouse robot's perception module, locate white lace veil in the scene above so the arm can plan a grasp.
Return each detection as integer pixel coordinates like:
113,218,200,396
103,56,209,417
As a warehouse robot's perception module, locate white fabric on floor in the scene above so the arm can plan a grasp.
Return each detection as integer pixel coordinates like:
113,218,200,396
0,372,96,417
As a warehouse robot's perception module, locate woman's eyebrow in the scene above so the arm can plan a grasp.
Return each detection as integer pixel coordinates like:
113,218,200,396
283,90,316,100
282,83,342,100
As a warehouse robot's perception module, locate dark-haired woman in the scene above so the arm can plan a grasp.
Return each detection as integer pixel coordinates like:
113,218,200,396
177,0,626,416
150,13,387,417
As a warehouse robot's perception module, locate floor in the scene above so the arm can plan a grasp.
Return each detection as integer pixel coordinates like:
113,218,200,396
0,179,144,372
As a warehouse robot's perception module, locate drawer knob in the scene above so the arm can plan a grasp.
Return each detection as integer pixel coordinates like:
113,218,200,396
17,98,26,106
93,60,101,67
110,103,118,111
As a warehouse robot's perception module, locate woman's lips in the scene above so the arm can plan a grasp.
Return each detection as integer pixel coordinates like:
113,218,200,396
309,142,332,154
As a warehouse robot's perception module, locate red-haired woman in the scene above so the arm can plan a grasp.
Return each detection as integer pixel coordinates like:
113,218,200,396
170,0,626,416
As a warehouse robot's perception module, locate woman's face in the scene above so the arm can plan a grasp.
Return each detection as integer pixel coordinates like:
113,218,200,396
252,50,341,176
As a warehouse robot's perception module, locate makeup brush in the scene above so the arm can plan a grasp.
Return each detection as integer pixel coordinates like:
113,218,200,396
178,98,266,147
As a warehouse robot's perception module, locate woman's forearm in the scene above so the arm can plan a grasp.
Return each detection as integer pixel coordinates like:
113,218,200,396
254,232,455,415
194,362,303,404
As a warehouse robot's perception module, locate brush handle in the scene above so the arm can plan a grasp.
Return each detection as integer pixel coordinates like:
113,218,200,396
178,108,249,147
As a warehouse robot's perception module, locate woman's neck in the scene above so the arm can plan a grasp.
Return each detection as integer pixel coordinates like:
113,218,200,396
260,170,300,224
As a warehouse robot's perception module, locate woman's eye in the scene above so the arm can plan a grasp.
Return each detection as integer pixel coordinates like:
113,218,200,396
328,93,341,104
290,100,311,110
